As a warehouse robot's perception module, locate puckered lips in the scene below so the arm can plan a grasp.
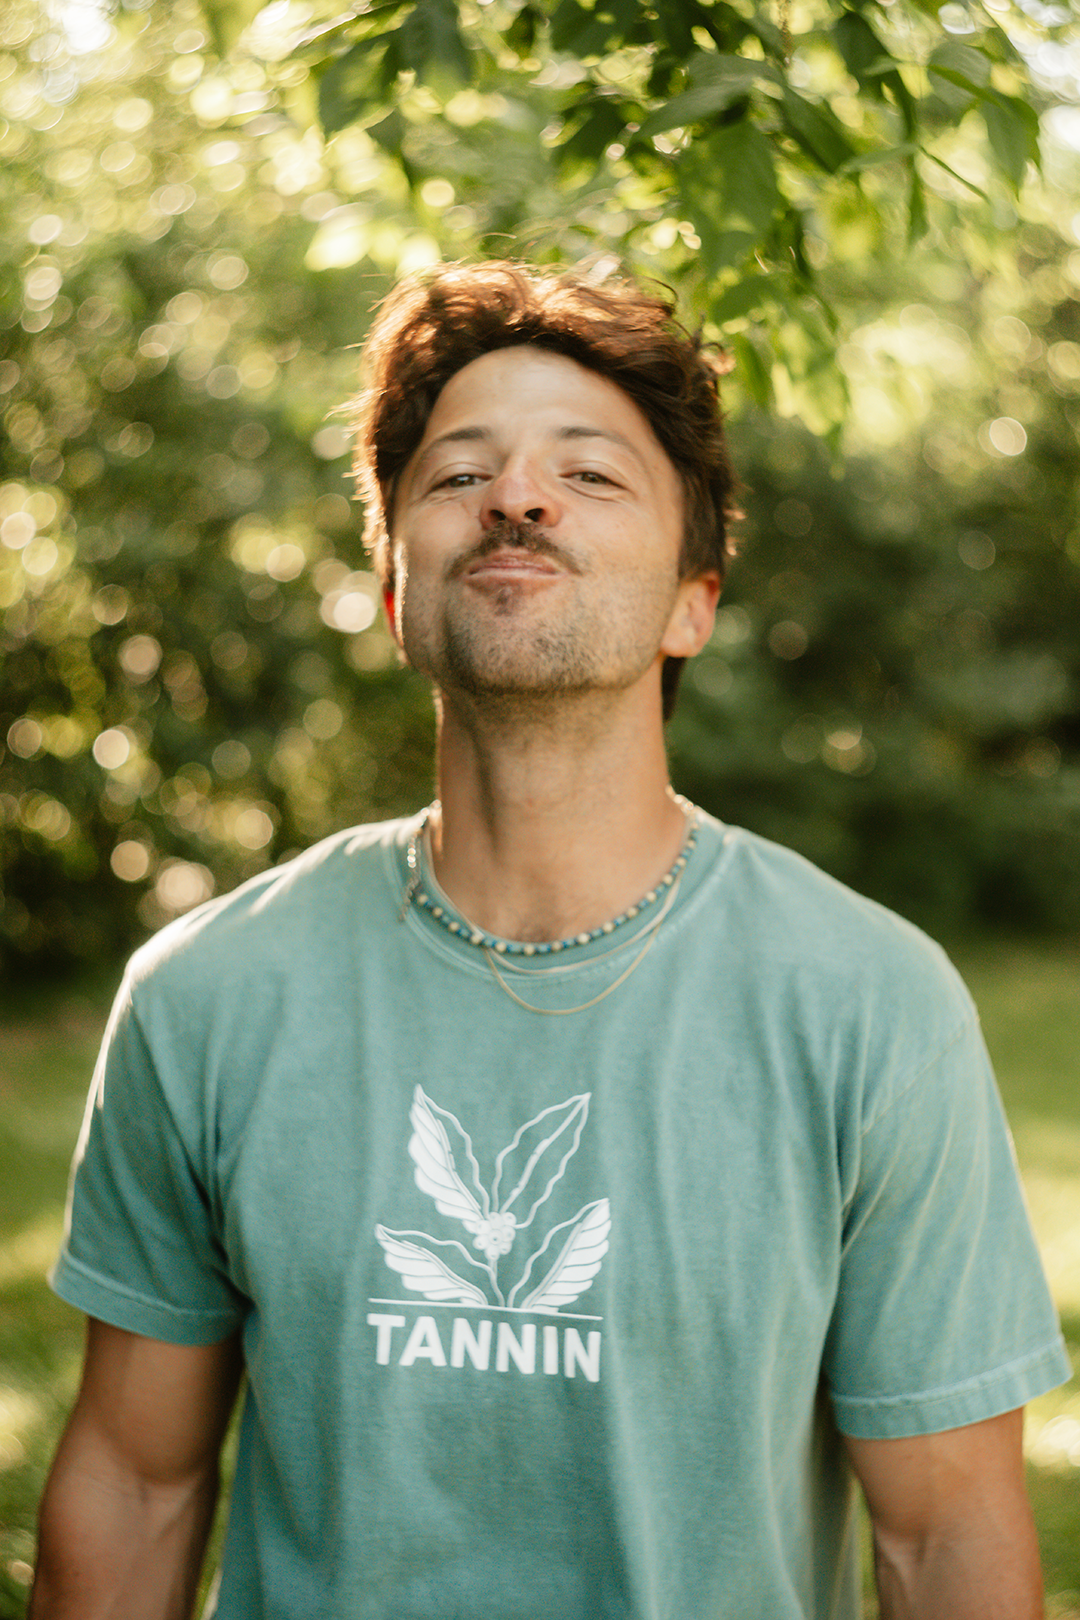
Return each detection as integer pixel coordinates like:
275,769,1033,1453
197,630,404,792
448,520,582,589
463,548,563,586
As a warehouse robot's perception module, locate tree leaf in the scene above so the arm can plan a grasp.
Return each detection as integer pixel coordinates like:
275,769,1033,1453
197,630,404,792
929,41,992,90
556,95,627,166
367,107,412,174
400,0,473,99
735,4,786,62
833,11,917,137
505,1,542,54
318,36,392,137
838,142,919,176
690,0,760,56
833,10,887,86
651,0,706,58
688,50,776,92
295,4,413,53
634,76,757,143
982,94,1040,191
679,118,783,274
712,274,777,324
550,0,608,55
550,0,647,54
781,89,858,175
907,163,929,245
197,0,265,58
886,67,920,142
920,147,990,202
728,331,773,407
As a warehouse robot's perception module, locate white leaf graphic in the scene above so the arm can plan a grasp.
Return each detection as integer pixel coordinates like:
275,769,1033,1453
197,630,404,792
510,1199,611,1313
492,1093,590,1228
408,1086,486,1230
375,1226,489,1306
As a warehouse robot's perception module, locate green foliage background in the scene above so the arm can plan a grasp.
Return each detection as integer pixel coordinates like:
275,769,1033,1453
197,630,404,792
2,0,1080,974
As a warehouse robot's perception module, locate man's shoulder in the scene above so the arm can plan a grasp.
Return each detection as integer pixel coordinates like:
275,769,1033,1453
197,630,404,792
125,815,412,999
707,818,975,1029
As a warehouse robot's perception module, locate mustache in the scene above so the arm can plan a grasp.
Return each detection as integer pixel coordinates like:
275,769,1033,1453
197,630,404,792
446,520,581,580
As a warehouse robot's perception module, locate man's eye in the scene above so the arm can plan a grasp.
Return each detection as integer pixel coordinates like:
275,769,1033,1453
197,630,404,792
574,470,614,486
434,472,479,489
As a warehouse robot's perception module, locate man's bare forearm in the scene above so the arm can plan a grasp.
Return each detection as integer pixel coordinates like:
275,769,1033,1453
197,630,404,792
873,1524,1044,1620
28,1437,219,1620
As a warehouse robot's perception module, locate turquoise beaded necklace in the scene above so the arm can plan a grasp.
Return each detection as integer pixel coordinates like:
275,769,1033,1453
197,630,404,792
400,799,698,958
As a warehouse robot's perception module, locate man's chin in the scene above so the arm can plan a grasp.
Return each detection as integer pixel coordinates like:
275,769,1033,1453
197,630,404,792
438,630,598,697
443,666,594,702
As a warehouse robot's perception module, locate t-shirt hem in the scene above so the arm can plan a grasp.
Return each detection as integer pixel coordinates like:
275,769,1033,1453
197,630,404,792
831,1337,1071,1438
50,1249,243,1346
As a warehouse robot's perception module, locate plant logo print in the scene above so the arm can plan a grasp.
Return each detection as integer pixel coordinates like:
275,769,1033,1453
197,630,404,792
376,1086,610,1312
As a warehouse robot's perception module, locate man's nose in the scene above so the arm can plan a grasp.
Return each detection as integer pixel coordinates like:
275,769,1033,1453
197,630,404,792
480,462,562,532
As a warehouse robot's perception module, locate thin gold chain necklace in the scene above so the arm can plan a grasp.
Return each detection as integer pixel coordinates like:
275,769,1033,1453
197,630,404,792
481,873,683,1015
400,800,697,1015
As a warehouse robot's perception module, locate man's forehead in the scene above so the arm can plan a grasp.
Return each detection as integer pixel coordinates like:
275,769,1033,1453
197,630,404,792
413,345,667,461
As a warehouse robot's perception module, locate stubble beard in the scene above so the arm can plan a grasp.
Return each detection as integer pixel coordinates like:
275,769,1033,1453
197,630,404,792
408,518,681,711
440,607,600,702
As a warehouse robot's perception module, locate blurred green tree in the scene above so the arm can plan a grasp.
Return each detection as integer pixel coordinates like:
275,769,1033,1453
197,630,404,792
211,0,1062,435
1,0,1079,975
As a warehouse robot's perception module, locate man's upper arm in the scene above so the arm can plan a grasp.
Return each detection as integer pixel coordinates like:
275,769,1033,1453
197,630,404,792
31,1323,243,1617
844,1409,1044,1618
65,1318,243,1486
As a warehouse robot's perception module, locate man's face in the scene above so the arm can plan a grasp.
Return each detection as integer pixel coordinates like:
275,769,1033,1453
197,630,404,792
388,345,716,704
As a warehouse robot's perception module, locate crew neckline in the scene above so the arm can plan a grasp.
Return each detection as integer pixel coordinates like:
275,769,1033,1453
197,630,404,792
386,807,738,982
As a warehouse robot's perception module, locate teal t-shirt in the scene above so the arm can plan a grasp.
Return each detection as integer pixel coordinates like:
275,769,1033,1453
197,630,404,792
53,814,1069,1620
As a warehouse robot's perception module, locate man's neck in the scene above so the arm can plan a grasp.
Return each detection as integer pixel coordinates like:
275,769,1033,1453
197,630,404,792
427,684,689,945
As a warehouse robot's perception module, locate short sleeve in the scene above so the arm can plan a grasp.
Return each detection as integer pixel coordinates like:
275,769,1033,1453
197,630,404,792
825,1015,1069,1438
51,979,246,1346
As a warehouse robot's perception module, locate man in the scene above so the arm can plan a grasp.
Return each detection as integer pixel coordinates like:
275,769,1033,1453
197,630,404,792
33,261,1068,1619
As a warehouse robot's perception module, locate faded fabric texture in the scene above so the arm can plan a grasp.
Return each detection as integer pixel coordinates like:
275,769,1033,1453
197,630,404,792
53,814,1068,1620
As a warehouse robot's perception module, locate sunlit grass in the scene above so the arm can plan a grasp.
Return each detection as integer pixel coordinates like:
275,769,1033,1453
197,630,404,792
955,940,1080,1616
1,943,1077,1615
0,985,105,1617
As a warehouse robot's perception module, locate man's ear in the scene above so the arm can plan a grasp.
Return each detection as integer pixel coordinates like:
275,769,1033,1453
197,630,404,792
660,572,721,660
383,584,399,643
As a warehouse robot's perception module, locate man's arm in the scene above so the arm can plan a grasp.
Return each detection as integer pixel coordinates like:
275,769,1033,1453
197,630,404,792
844,1408,1043,1620
29,1318,244,1620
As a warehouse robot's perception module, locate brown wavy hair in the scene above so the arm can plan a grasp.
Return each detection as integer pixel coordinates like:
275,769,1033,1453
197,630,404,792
347,260,738,717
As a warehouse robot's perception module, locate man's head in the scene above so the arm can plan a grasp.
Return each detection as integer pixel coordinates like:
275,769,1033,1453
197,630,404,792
348,260,737,717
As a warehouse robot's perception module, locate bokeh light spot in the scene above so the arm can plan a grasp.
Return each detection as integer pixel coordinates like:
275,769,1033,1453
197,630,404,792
7,718,43,759
28,215,64,245
311,424,352,460
207,252,249,290
958,532,995,570
265,543,305,581
303,698,343,740
111,840,151,881
155,860,214,913
980,417,1027,457
1,513,36,550
767,620,809,660
233,805,274,849
212,739,252,778
92,728,132,769
92,585,130,625
119,635,162,683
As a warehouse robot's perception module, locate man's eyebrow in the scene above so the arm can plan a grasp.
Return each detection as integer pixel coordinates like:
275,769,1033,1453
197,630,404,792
557,424,645,464
413,426,490,475
414,422,646,472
